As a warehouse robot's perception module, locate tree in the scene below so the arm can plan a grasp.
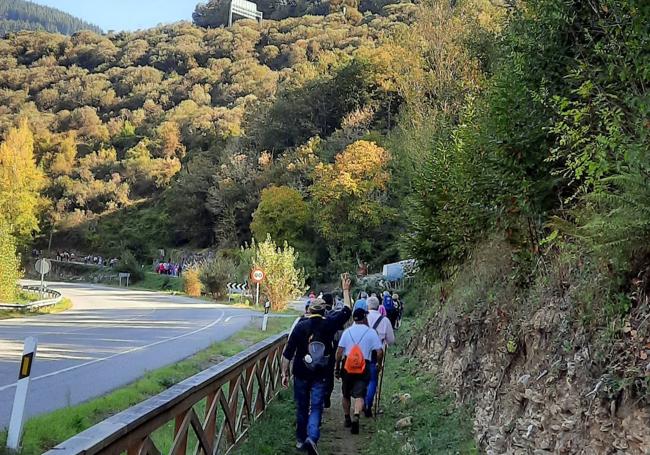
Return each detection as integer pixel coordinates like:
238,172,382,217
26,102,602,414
115,250,144,283
68,106,109,142
192,0,231,28
0,121,45,242
0,219,21,302
251,186,310,246
155,121,186,159
46,132,77,176
252,235,305,311
310,140,392,261
165,153,219,246
124,139,181,195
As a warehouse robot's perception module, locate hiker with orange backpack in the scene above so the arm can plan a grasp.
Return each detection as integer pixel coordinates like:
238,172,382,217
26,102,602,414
335,307,383,435
281,274,353,455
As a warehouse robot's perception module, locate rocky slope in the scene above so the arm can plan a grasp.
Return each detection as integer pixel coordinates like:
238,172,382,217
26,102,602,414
407,240,650,454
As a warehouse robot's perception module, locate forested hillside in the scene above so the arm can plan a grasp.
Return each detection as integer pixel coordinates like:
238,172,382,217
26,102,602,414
0,0,417,280
0,0,101,35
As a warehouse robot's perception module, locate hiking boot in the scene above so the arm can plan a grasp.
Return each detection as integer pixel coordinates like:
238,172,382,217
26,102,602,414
295,441,305,451
364,407,372,418
351,415,360,434
344,414,352,428
304,438,319,455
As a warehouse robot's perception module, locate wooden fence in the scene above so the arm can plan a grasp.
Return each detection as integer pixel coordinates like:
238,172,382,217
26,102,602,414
45,332,289,455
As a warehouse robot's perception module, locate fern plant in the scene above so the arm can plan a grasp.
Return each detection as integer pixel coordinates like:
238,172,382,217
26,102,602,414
581,166,650,261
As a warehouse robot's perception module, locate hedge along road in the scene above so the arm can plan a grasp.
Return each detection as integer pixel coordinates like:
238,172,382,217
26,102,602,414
0,281,257,429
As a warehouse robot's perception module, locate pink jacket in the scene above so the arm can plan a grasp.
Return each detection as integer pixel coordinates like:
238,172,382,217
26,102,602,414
378,305,387,317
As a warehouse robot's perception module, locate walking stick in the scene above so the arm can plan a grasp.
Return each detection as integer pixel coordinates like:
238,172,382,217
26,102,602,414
373,345,386,417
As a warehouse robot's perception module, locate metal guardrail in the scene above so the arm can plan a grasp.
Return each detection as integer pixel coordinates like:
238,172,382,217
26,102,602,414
0,286,62,312
46,331,289,455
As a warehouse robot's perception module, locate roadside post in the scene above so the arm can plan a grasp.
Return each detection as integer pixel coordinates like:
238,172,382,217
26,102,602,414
250,267,265,307
262,300,271,331
34,259,51,299
7,337,38,451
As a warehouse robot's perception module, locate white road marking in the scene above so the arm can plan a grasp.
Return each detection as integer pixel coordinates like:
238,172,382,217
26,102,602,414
0,308,159,338
0,311,226,392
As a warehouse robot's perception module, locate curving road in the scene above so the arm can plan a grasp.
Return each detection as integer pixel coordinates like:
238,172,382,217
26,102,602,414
0,281,258,428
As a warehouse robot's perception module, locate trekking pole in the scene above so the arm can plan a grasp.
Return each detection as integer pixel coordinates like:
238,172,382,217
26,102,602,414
374,345,387,417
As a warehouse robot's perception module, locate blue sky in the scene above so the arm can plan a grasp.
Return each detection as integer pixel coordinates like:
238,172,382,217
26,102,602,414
31,0,202,31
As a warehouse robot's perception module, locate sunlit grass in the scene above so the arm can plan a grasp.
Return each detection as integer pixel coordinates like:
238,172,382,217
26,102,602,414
233,320,477,455
0,298,72,320
132,271,184,293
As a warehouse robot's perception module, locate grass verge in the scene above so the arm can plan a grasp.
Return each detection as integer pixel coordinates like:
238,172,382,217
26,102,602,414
131,271,184,293
232,320,477,455
0,317,295,455
0,298,72,320
364,324,477,454
14,291,40,305
231,389,297,455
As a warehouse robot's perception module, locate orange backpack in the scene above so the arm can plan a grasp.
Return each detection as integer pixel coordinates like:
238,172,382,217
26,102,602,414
343,328,370,374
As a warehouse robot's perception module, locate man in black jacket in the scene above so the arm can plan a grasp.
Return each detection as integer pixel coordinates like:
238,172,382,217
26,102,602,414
282,274,352,455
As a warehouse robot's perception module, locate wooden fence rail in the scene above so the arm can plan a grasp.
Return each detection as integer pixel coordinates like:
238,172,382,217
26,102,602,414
45,332,289,455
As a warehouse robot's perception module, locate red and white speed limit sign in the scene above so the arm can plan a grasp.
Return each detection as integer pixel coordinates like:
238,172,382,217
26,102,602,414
250,268,265,283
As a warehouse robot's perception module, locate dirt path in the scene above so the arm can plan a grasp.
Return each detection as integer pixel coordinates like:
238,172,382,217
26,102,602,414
318,385,374,455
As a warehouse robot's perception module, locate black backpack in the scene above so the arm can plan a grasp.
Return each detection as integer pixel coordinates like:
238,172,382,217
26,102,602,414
303,317,330,372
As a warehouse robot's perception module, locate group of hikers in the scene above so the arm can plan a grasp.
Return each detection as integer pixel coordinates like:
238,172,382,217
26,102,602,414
52,250,119,267
154,260,183,276
282,273,402,455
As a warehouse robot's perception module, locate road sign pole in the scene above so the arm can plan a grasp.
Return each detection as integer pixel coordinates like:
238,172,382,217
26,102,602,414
251,268,265,308
39,268,45,299
7,337,38,451
35,259,50,299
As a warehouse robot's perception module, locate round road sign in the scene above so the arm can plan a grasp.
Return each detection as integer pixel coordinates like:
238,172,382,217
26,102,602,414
250,268,265,283
35,258,51,275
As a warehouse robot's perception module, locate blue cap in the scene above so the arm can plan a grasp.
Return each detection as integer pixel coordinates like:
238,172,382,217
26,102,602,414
353,299,368,312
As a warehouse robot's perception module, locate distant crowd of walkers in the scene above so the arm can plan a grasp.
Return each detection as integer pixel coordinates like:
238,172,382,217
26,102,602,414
53,250,119,267
282,273,403,455
155,261,182,276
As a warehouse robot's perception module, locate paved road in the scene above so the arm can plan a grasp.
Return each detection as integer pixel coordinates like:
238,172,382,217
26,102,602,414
0,281,258,428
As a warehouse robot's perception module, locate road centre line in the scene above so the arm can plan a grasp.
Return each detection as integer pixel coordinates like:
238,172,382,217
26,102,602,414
0,307,160,339
0,311,228,392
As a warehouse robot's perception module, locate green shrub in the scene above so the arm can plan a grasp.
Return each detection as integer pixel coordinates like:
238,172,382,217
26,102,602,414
200,258,236,299
251,235,306,311
116,250,144,283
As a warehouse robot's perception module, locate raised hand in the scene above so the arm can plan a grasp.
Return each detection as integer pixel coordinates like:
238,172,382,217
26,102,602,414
341,272,351,291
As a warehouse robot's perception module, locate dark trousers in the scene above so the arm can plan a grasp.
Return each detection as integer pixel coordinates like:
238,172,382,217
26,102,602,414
364,361,379,410
325,356,336,403
387,309,399,328
293,376,327,444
